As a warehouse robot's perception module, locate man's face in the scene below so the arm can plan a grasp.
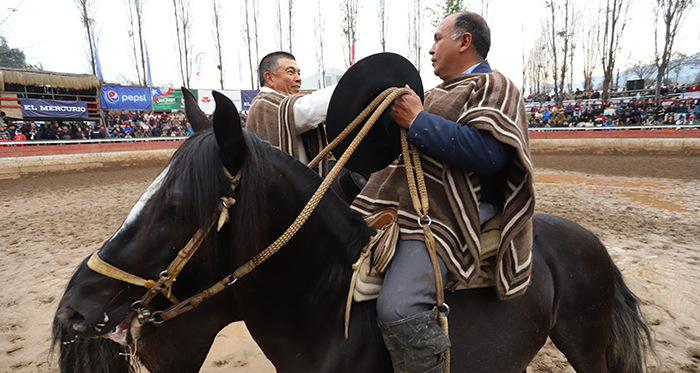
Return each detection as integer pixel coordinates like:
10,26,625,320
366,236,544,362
429,15,464,79
266,57,302,94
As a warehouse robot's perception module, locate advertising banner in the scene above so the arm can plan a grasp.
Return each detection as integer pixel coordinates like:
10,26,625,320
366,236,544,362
240,90,259,111
152,88,188,111
20,98,88,119
197,89,241,114
100,85,152,111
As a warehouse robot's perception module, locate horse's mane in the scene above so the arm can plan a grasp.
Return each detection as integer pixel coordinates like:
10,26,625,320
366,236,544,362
150,128,371,272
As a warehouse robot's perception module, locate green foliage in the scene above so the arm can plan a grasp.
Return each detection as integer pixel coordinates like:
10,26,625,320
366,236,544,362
429,0,466,27
0,37,42,70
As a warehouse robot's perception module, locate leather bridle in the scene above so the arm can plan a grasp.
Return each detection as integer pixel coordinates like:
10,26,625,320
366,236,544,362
87,169,241,325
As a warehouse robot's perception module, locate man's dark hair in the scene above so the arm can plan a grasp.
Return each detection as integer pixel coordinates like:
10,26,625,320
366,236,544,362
258,51,296,88
450,11,491,60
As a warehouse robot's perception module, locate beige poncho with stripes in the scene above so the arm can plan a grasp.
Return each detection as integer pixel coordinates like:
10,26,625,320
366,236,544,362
351,71,535,300
246,89,328,176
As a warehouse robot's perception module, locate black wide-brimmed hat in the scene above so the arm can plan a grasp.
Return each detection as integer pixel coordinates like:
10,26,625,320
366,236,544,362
326,52,423,174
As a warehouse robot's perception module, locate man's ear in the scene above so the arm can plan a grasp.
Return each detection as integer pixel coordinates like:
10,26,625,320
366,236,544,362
458,32,472,53
263,71,274,87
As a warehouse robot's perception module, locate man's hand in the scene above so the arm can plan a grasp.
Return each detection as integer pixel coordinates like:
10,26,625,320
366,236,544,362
389,85,424,129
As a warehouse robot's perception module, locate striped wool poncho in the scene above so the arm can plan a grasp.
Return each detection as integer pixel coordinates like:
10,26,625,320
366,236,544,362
246,89,329,177
351,71,535,300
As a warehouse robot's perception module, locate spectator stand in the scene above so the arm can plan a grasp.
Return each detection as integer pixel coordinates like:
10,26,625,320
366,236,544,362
0,67,102,126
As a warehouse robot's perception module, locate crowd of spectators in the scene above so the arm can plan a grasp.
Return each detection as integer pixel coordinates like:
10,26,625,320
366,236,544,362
528,97,700,128
0,110,194,143
526,82,700,103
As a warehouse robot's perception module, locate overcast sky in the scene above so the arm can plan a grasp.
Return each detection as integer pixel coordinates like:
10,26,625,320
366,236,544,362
2,0,699,93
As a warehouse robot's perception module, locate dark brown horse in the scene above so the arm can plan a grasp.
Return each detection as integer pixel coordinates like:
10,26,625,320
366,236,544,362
52,91,653,372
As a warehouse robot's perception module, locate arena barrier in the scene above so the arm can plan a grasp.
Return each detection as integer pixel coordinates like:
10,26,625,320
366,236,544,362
0,137,184,179
1,127,700,179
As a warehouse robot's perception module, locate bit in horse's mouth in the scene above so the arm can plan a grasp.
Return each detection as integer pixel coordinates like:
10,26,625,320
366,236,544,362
106,314,143,346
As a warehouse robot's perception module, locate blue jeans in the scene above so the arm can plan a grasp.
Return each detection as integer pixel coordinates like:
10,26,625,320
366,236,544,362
376,240,450,322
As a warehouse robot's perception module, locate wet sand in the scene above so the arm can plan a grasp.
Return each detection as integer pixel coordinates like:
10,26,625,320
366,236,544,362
0,154,698,372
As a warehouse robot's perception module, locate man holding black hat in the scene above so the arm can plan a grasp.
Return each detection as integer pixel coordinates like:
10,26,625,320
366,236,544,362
246,51,335,176
351,11,534,373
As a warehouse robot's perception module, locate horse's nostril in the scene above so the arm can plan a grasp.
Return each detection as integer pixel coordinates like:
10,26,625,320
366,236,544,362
56,306,86,330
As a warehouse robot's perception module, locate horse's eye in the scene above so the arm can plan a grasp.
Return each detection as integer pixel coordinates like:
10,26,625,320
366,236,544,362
167,203,185,220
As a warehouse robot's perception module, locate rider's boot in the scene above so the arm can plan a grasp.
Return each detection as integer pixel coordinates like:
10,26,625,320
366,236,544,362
378,308,450,373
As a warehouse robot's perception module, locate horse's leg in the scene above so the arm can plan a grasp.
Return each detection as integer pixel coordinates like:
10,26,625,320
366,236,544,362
535,215,615,372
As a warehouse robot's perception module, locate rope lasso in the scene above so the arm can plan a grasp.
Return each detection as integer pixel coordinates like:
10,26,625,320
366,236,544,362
400,129,451,372
231,87,410,280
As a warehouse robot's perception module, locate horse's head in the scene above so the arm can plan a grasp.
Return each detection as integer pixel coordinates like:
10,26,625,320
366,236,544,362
52,89,259,349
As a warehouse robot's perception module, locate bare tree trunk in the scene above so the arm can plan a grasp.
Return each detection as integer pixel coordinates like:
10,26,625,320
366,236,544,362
74,0,96,76
653,0,694,98
252,0,260,88
377,0,388,52
545,0,560,104
545,0,576,105
600,0,631,102
288,0,294,53
172,0,193,88
242,0,255,89
581,4,600,91
275,0,283,50
126,0,143,84
339,0,359,67
134,0,147,86
407,0,423,73
313,0,326,88
212,0,225,89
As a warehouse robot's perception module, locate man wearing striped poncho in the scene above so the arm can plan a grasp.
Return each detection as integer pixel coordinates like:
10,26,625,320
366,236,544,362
246,51,334,176
350,11,534,373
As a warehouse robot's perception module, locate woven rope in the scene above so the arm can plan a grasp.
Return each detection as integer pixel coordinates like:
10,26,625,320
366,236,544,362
400,129,450,372
232,87,410,279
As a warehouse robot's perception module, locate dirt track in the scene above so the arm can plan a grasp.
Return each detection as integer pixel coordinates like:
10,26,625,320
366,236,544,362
0,154,698,372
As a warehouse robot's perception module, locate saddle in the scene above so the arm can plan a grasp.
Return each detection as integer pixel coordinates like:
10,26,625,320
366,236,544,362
354,208,501,302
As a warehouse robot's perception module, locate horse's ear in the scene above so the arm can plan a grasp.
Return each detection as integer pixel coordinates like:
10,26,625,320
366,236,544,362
212,90,245,171
182,86,212,132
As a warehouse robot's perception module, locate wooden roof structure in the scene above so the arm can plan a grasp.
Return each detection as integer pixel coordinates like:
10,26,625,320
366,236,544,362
0,67,101,91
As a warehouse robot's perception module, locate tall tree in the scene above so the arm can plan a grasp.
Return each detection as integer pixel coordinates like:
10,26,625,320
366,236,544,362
653,0,695,97
74,0,97,76
377,0,389,52
0,37,42,69
407,0,424,73
313,0,326,88
600,0,631,101
287,0,294,53
242,0,254,89
429,0,465,27
275,0,284,50
525,28,551,97
212,0,225,89
241,0,260,89
173,0,194,88
339,0,359,67
581,3,601,91
544,0,576,105
125,0,147,86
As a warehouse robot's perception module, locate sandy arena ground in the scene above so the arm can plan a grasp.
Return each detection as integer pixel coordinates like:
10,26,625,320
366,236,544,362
0,153,699,372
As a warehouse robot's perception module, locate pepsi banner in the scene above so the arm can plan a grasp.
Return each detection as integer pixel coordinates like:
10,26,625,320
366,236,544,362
100,85,152,110
20,98,88,119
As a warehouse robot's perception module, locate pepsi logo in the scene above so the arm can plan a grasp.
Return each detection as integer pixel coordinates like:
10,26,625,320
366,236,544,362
107,90,119,103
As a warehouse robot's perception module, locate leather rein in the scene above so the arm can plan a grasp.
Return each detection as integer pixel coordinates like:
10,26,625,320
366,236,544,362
86,87,417,328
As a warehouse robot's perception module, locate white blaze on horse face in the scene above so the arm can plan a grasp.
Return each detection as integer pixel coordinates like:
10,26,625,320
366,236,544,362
111,166,170,239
